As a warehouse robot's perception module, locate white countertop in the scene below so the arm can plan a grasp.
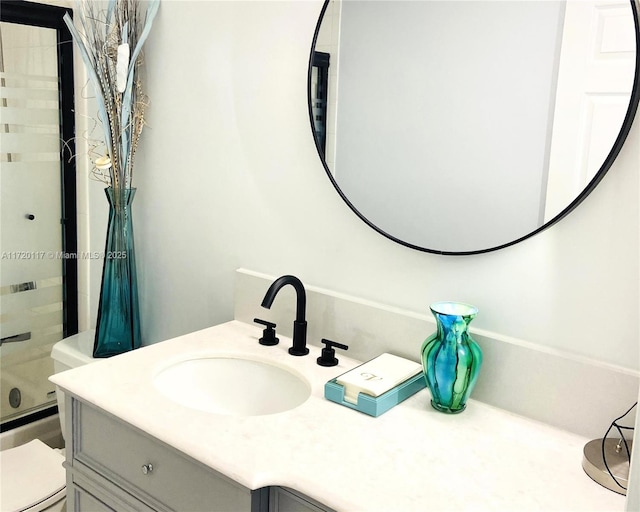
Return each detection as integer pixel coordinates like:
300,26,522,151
51,321,624,512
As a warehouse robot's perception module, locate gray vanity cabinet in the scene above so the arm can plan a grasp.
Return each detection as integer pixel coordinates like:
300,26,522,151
64,397,334,512
65,398,254,512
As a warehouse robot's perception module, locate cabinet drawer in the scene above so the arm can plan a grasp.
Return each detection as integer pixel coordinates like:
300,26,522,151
70,470,157,512
72,483,116,512
73,400,252,512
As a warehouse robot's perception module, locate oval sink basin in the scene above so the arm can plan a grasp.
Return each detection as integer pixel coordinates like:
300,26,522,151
153,357,311,416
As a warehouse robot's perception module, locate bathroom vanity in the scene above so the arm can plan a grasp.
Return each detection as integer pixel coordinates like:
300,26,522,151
66,397,329,511
52,321,625,512
66,400,252,511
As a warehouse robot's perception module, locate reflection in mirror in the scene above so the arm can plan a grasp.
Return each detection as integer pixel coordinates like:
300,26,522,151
311,51,330,155
310,0,640,254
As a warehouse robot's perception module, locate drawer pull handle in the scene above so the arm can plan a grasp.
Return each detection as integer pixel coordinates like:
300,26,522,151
141,463,153,475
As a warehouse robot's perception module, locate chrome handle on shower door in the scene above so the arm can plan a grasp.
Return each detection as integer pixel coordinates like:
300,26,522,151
0,332,32,346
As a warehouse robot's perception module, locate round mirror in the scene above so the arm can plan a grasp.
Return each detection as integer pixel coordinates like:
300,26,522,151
309,0,640,254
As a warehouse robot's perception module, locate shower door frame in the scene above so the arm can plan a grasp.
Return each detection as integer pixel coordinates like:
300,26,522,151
1,0,78,430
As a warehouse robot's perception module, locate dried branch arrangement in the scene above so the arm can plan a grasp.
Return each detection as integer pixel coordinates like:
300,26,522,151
64,0,159,189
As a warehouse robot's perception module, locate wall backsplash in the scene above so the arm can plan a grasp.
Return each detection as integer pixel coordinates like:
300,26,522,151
235,268,638,440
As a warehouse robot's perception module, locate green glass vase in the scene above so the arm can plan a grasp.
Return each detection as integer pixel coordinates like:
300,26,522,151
421,302,482,413
93,187,141,358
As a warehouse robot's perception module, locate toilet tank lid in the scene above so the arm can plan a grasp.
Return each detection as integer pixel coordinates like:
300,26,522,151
0,440,65,511
51,330,96,368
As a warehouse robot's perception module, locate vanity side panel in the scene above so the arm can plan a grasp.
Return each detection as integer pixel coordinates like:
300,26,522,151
65,395,77,512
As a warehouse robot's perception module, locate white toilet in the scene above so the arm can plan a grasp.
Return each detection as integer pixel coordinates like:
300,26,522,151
0,331,96,512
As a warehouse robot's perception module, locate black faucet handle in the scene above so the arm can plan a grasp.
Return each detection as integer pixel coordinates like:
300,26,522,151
317,338,349,367
254,318,279,346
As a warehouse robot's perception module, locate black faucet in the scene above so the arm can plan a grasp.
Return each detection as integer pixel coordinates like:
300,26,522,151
260,275,309,356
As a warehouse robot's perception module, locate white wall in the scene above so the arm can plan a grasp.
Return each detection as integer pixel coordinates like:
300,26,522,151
83,0,639,376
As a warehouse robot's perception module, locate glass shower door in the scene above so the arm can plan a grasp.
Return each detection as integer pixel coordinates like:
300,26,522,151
0,6,77,427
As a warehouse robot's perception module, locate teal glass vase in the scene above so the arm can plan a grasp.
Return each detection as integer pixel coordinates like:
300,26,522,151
93,187,141,358
421,302,482,413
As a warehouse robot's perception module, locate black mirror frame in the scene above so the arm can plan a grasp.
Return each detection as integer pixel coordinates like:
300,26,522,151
307,0,640,256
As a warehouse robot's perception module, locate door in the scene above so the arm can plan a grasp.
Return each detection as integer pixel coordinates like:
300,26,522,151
544,0,637,221
0,2,77,428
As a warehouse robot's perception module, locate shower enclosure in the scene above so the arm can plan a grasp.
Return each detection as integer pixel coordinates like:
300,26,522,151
0,1,77,430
